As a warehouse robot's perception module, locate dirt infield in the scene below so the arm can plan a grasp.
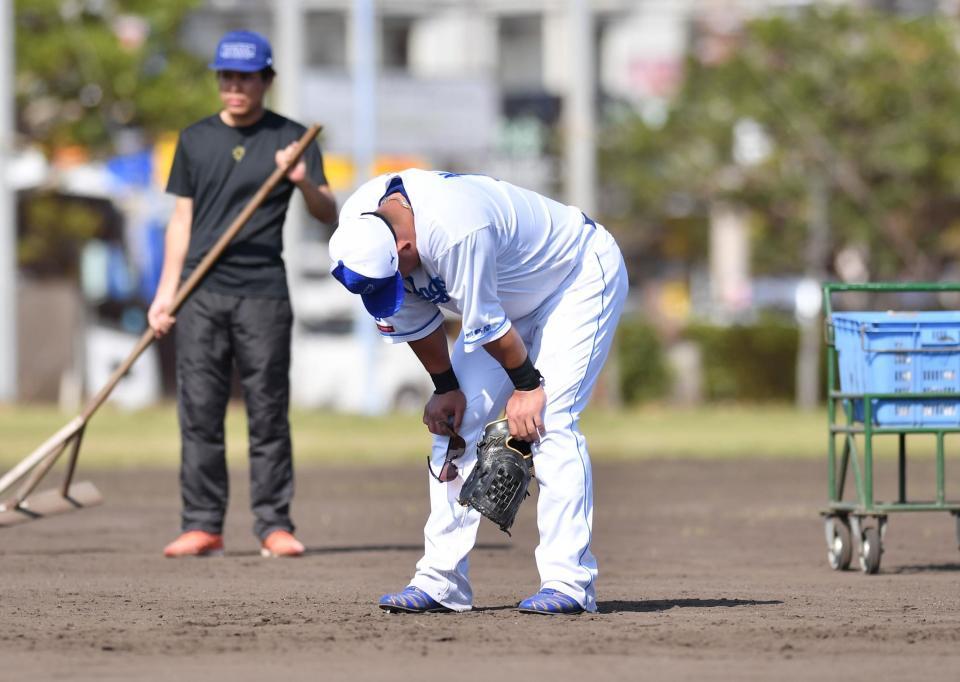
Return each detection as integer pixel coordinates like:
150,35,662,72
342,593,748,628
2,458,959,681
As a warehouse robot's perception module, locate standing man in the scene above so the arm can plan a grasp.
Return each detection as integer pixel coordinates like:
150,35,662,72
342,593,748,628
328,170,628,614
149,30,337,558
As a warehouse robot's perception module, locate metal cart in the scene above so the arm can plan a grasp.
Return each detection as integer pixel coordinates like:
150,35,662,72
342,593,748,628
822,282,960,574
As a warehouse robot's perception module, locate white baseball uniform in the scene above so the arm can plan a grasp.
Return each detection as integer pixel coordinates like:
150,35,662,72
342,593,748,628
340,169,628,612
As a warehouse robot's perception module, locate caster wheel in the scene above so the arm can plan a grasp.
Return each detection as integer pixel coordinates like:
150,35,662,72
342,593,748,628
859,526,882,574
825,516,852,571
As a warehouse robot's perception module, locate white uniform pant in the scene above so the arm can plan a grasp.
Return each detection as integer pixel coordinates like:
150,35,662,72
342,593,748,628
409,225,628,612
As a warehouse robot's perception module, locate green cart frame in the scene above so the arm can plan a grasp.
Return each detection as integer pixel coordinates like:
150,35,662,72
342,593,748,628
822,282,960,574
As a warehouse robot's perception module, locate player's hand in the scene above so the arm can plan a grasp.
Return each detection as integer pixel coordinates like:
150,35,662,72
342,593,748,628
147,294,176,338
276,142,307,184
423,390,466,435
505,385,546,442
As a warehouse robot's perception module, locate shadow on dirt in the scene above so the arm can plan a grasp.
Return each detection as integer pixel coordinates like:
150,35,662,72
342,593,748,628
890,562,960,574
472,605,520,613
0,547,118,556
598,598,783,613
296,542,510,556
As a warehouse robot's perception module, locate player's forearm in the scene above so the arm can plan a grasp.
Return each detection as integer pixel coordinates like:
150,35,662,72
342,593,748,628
408,325,453,374
482,327,529,371
297,179,338,224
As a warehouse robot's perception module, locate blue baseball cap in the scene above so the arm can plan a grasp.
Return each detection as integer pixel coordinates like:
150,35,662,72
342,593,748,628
210,30,273,72
328,213,405,319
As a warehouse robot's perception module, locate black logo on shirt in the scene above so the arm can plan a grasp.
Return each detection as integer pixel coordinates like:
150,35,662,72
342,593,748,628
404,274,450,305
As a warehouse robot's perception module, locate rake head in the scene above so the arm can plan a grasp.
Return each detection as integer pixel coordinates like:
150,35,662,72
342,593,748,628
0,481,103,528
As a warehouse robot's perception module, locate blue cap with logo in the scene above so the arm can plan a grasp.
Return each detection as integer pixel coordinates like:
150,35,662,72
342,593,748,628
210,30,273,72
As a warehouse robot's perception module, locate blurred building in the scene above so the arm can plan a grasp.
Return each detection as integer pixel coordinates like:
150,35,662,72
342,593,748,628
179,0,946,191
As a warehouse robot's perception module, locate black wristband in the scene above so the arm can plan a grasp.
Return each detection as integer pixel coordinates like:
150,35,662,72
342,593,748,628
430,368,460,394
505,356,542,391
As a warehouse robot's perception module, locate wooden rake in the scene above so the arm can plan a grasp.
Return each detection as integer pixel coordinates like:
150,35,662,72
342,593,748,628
0,124,322,528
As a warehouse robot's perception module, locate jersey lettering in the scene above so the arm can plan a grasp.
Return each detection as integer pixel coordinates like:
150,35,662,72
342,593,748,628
404,274,450,305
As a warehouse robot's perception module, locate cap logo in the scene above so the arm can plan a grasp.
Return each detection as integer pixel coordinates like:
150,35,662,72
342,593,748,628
361,283,376,295
221,42,257,60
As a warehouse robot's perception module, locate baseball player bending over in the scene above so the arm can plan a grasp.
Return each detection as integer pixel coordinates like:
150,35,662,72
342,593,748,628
328,170,628,615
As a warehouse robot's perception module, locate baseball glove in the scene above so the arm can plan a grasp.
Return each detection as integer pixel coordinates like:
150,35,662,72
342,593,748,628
458,419,534,535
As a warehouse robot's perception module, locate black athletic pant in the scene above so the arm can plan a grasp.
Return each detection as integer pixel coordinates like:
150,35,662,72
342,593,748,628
175,288,295,540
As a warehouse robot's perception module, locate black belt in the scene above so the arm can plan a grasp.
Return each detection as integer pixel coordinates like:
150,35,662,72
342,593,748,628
582,212,596,229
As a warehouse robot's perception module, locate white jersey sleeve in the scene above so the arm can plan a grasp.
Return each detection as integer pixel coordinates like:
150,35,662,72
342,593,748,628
374,288,444,345
438,226,512,352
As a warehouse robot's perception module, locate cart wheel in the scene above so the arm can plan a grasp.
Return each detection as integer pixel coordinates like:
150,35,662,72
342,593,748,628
859,526,882,574
825,516,852,571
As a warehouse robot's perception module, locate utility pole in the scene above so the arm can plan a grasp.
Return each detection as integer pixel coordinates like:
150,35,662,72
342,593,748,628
565,0,596,216
567,0,619,404
352,0,380,414
0,0,17,402
796,173,829,410
275,0,306,293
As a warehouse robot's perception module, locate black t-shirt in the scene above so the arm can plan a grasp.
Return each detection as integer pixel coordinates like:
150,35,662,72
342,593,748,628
166,110,327,299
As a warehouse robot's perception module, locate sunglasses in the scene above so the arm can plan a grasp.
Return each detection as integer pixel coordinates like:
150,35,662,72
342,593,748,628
427,424,466,483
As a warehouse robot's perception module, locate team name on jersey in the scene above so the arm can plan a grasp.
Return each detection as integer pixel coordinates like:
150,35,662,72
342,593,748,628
405,274,450,305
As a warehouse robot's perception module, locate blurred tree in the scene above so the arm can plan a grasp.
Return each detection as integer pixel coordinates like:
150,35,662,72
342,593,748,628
15,0,214,153
603,6,960,281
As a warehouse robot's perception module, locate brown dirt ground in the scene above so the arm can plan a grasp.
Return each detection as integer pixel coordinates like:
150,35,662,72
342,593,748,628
1,458,959,681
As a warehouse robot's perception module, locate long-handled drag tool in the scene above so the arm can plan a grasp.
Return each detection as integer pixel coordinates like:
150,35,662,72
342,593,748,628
0,124,323,528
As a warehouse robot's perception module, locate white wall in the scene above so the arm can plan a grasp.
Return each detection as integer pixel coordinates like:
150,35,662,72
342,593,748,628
408,8,498,78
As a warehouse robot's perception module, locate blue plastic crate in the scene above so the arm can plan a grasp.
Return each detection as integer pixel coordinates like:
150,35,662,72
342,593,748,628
832,311,960,426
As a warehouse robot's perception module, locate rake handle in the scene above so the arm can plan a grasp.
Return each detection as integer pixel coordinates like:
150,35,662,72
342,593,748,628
0,416,83,497
59,424,86,497
7,438,70,509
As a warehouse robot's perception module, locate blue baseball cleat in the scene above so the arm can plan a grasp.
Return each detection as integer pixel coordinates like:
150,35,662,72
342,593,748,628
517,588,585,615
378,586,452,614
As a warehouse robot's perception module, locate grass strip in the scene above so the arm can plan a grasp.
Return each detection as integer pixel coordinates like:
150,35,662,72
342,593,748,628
0,403,948,470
